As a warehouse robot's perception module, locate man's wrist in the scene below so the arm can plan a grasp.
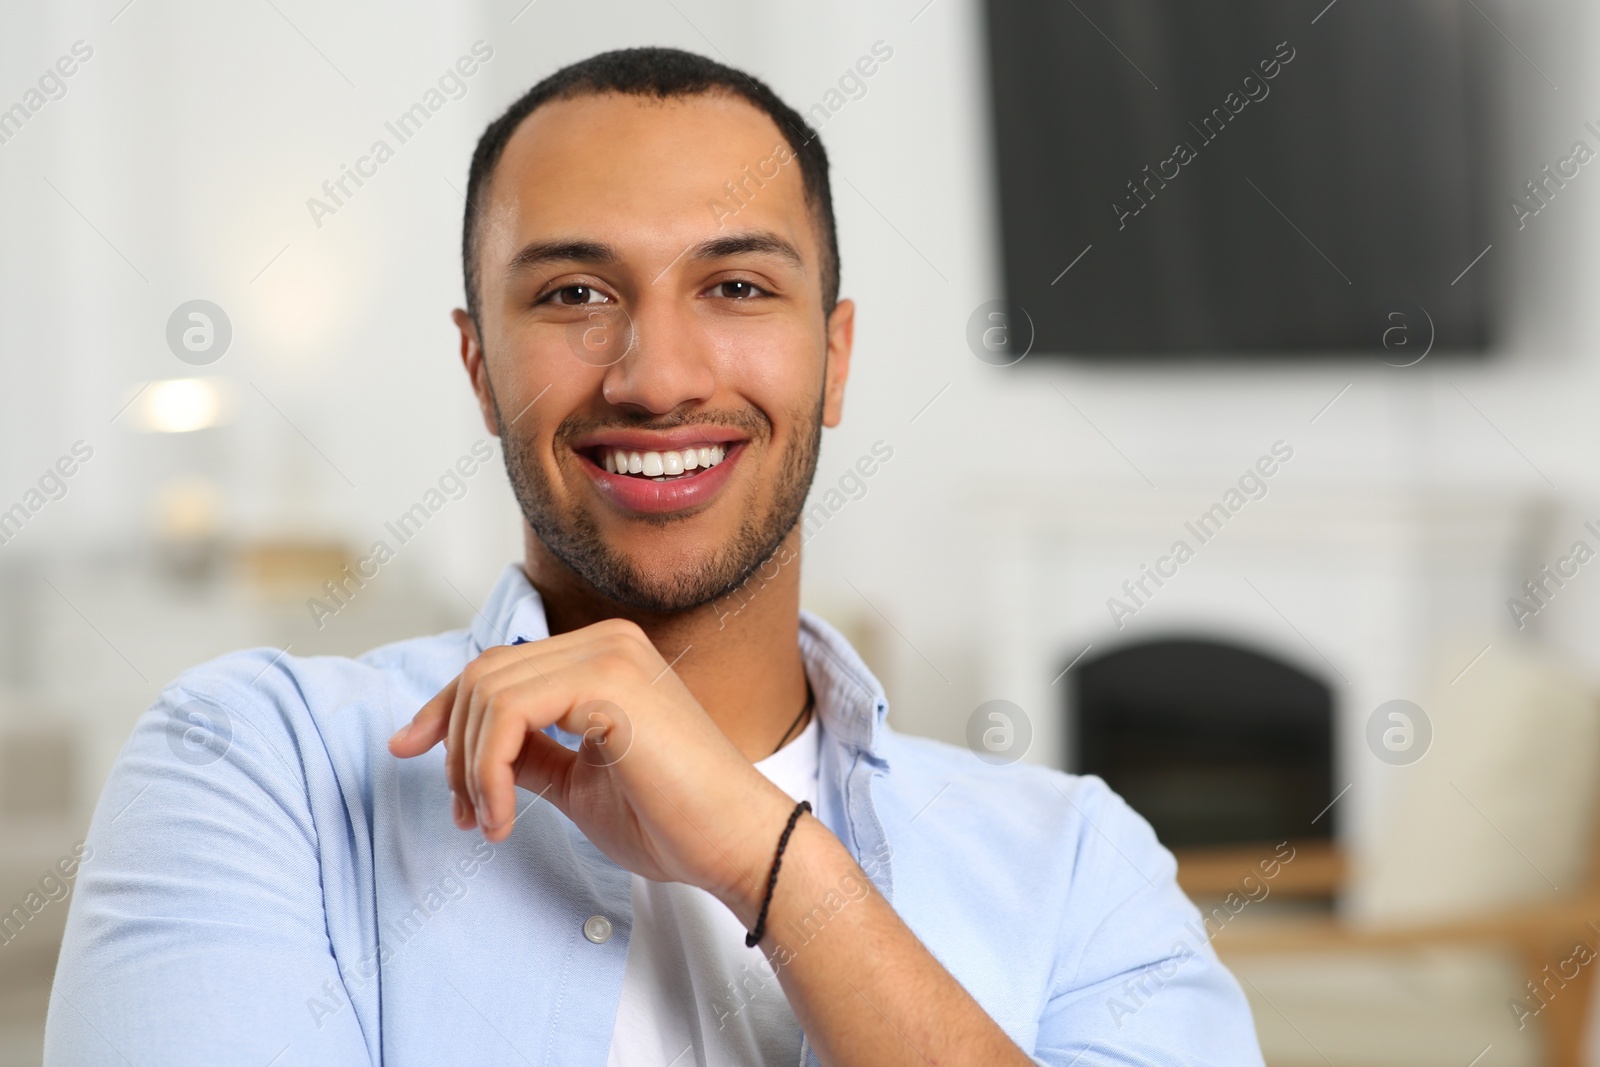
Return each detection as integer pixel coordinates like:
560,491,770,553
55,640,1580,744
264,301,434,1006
714,809,854,934
709,789,818,926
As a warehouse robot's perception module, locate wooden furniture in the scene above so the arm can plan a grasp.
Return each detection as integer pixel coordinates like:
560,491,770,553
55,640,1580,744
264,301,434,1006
1177,838,1600,1067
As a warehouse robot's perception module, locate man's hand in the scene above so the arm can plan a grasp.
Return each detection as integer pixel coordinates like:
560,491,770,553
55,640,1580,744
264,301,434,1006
388,619,1034,1065
387,619,795,919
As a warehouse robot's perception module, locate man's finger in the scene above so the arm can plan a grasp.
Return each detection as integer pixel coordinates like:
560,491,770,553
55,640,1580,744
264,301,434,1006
461,653,552,814
446,662,478,825
388,676,458,757
472,674,569,831
451,647,551,820
465,665,556,822
438,632,654,828
480,727,574,842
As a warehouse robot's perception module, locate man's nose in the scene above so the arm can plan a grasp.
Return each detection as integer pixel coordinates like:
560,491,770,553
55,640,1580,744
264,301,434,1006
599,295,716,415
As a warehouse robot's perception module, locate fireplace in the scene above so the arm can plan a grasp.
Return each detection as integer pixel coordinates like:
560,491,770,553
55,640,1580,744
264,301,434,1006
1068,638,1335,848
972,483,1535,865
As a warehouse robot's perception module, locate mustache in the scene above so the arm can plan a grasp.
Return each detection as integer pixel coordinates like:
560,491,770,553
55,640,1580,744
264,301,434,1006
554,407,771,442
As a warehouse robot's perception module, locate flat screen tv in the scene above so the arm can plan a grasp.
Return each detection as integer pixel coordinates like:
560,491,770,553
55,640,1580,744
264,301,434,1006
981,0,1503,357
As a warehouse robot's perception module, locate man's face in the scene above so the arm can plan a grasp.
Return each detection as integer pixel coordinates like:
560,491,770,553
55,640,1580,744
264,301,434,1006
457,91,853,614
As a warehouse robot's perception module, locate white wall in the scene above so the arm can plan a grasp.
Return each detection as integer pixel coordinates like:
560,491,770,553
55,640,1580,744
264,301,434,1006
3,0,1600,851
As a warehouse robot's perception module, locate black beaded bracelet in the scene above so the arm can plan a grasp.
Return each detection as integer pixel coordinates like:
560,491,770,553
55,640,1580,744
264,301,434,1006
745,799,812,947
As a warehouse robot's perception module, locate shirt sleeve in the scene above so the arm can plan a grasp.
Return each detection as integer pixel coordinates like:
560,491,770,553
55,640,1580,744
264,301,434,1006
44,671,376,1067
1030,776,1266,1066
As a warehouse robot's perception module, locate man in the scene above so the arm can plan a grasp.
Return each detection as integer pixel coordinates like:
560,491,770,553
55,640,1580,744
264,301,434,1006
46,48,1263,1066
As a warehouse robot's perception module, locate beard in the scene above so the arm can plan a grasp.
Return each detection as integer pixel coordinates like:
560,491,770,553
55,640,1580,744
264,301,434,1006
490,386,823,615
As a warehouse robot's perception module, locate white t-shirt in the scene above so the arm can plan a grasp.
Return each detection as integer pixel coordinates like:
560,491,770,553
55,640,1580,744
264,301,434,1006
606,714,821,1067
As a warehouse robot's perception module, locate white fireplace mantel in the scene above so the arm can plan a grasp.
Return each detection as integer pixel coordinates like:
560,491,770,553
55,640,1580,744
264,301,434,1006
972,481,1542,856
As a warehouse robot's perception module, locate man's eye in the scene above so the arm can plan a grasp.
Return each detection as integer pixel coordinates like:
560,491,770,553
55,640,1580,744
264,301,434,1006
709,280,765,300
546,285,607,306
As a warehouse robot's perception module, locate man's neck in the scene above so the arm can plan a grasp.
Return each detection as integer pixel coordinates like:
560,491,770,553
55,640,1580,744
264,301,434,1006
520,527,810,763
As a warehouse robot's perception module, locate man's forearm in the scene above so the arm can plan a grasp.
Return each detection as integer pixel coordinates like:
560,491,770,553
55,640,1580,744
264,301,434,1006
724,817,1033,1066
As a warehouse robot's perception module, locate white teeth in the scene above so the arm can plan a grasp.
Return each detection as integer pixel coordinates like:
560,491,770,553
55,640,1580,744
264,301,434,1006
603,444,730,477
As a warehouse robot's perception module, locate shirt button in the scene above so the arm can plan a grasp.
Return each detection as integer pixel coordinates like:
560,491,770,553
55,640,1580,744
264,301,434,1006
583,914,613,944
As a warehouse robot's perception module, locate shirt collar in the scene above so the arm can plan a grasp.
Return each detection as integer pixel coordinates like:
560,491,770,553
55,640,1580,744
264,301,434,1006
468,562,553,652
467,562,892,760
796,608,891,761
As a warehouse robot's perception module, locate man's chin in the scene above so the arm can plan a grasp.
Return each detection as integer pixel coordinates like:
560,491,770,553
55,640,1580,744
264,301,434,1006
582,566,741,617
542,530,754,616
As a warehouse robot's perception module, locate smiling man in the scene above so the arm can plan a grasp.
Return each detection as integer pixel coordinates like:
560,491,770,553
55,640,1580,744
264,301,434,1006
45,48,1263,1067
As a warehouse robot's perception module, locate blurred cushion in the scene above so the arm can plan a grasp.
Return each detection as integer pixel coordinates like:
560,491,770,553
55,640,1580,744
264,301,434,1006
1348,634,1600,925
1231,948,1537,1067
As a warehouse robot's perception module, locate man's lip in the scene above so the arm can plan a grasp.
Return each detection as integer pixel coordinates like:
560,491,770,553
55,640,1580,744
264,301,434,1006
578,441,744,515
569,427,749,452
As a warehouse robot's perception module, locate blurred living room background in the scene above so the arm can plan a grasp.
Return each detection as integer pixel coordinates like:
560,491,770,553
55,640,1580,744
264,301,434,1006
4,0,1600,1064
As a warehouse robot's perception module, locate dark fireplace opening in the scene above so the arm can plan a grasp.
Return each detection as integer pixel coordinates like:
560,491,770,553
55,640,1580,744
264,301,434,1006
1068,638,1335,849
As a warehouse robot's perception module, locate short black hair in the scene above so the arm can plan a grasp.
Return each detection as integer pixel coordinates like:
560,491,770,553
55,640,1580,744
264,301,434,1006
461,47,838,325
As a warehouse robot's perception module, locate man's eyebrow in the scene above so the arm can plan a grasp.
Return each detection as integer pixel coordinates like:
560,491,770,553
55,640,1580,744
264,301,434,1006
505,239,621,276
688,231,804,270
505,232,805,281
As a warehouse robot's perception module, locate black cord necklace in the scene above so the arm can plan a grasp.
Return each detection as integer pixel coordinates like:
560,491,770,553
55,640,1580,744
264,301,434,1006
769,680,814,757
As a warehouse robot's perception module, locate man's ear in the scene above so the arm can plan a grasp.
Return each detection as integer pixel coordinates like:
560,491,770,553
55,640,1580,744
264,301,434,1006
453,308,500,438
821,298,855,429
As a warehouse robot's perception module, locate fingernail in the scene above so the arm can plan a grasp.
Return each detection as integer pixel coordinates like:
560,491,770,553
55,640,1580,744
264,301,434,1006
452,794,465,825
389,722,411,744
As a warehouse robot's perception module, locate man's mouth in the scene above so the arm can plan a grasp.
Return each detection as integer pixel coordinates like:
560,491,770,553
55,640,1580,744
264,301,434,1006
592,445,728,482
570,428,748,515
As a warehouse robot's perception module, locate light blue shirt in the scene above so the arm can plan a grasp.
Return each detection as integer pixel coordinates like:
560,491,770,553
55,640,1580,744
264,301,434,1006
46,562,1263,1065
